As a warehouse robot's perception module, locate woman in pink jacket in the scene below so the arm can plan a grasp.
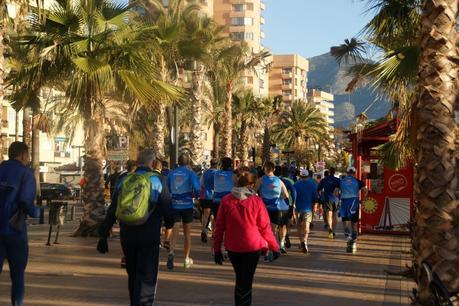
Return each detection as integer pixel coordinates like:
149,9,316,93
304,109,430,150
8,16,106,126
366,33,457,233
213,171,280,306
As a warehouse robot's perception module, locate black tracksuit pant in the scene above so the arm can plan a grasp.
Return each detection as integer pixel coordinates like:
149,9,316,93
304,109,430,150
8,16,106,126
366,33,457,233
121,240,160,306
228,250,261,306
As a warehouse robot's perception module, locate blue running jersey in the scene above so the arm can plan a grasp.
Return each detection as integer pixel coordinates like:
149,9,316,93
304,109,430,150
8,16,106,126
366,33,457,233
167,166,200,209
340,176,364,199
259,175,288,211
201,169,216,200
212,170,234,204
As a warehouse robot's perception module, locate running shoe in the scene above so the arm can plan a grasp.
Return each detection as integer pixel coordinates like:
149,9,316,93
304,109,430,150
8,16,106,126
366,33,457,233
328,231,334,239
264,251,273,262
201,231,208,243
285,235,291,249
301,242,308,254
280,247,288,254
166,253,174,270
223,250,229,260
333,232,336,238
120,257,126,269
184,257,194,268
163,240,170,251
344,228,351,240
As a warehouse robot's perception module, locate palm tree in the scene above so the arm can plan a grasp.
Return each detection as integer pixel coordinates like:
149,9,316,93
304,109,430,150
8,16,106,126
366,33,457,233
211,42,271,157
203,75,225,159
261,95,282,164
232,90,270,164
16,0,181,236
271,100,328,151
412,0,458,303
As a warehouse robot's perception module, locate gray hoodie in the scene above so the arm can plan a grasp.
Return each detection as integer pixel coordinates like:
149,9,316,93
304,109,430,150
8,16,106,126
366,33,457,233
231,187,256,200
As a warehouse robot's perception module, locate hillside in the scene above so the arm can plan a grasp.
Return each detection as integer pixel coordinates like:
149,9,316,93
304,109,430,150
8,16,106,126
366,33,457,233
308,52,391,128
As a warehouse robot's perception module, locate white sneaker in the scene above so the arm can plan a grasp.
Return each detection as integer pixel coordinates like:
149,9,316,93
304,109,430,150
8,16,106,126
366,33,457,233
184,257,194,268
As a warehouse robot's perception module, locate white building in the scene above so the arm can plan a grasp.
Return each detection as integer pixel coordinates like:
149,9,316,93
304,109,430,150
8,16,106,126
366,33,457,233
307,89,335,132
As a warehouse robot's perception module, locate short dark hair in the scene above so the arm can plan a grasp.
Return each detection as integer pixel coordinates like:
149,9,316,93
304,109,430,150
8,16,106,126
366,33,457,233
178,153,190,166
280,166,289,177
8,142,29,160
221,157,232,170
263,161,275,173
324,170,329,177
210,158,218,167
329,167,336,175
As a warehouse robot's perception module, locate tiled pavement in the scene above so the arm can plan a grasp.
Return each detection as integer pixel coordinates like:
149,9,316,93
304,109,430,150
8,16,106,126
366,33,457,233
0,215,413,306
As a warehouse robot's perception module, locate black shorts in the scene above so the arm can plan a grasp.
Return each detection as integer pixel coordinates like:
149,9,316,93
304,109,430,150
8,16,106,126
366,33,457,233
268,210,289,226
200,199,213,209
341,213,359,223
324,199,338,212
173,208,194,224
211,202,220,217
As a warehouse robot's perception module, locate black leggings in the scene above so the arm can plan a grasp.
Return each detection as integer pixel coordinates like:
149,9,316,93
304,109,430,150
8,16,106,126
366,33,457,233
228,250,261,306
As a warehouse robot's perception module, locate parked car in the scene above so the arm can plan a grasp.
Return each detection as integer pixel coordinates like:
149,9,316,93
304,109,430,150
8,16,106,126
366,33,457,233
40,183,75,201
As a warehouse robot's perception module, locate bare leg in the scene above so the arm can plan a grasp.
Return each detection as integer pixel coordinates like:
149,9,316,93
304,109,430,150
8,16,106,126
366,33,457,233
201,208,211,232
169,222,180,255
327,210,334,231
183,222,192,259
297,221,304,243
279,225,287,248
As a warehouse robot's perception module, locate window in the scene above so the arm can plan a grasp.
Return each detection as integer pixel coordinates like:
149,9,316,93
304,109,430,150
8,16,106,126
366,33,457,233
283,90,292,96
295,78,298,85
247,76,254,84
282,79,292,85
232,4,245,11
231,32,254,40
231,17,253,26
282,68,292,74
259,79,265,89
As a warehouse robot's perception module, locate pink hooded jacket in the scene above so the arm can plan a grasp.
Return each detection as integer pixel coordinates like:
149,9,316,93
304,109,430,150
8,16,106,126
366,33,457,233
213,187,279,253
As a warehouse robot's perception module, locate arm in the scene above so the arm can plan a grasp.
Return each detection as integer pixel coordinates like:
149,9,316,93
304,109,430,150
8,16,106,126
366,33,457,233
191,172,201,197
157,177,174,225
98,185,119,238
257,199,279,252
212,201,226,252
20,171,39,218
254,178,262,194
280,180,289,199
359,180,368,200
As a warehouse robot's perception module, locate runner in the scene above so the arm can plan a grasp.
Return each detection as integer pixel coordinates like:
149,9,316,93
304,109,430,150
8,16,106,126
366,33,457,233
211,157,236,224
200,158,218,243
166,154,200,269
277,166,297,250
293,169,318,253
336,166,367,253
213,170,280,306
318,167,341,239
255,161,290,256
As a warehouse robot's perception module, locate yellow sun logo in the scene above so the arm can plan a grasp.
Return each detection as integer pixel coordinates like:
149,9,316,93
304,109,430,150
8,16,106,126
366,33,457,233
362,198,378,214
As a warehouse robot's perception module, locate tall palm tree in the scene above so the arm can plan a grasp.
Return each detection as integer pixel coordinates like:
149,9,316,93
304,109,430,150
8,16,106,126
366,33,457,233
232,90,270,163
412,0,458,303
211,42,271,157
261,95,282,164
16,0,181,236
271,100,328,150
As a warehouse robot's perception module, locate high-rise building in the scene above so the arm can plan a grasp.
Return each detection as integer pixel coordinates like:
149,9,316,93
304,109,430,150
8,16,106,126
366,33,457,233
307,89,335,131
213,0,269,97
269,54,309,104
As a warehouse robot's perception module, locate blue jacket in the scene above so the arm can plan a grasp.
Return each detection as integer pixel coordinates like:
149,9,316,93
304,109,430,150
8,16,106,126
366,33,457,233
294,178,318,213
167,166,200,209
318,175,341,201
280,176,297,207
201,168,216,200
0,160,39,236
99,167,174,243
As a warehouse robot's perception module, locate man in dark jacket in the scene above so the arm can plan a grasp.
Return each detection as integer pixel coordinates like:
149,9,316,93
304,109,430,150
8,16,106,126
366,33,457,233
98,149,174,306
0,142,39,306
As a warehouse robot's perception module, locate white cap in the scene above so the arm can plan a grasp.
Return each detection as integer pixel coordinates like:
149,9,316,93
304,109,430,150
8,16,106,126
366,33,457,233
346,166,356,173
300,169,309,177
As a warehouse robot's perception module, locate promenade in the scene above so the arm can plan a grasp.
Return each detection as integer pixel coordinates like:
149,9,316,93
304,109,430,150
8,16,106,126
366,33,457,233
0,217,413,306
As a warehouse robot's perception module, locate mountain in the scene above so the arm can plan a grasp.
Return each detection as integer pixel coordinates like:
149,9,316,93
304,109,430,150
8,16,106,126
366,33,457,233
307,52,391,128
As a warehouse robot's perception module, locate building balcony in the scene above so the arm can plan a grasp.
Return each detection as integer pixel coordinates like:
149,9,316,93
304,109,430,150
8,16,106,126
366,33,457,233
283,94,292,102
282,72,293,78
260,31,265,38
260,1,265,10
282,83,292,90
260,16,265,24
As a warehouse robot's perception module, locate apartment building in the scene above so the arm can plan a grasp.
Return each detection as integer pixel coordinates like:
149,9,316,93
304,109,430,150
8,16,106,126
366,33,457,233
213,0,270,97
269,54,309,104
307,89,335,130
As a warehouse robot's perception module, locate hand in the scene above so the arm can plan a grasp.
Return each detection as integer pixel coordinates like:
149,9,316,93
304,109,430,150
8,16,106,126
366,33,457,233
97,238,109,254
272,251,281,261
214,251,224,265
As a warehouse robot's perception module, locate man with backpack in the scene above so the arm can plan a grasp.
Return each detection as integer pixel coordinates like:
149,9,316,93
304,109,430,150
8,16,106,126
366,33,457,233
98,149,173,306
0,141,39,306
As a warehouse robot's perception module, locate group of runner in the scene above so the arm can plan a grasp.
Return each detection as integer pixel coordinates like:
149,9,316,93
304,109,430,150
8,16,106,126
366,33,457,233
155,154,368,270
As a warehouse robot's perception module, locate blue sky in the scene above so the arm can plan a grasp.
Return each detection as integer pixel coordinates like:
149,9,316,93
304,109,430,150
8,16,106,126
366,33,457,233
262,0,372,59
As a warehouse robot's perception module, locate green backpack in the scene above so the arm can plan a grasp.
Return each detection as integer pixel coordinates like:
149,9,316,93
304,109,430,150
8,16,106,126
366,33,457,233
116,172,156,225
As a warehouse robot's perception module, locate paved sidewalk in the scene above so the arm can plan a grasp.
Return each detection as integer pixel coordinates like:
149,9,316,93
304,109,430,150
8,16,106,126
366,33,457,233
0,218,413,306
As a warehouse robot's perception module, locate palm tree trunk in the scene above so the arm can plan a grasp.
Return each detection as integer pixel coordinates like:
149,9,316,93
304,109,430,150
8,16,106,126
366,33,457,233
23,107,32,148
413,0,458,303
31,113,40,197
189,63,205,166
15,111,20,141
212,123,220,159
238,118,249,164
262,124,271,164
221,84,232,157
73,110,106,237
152,103,166,159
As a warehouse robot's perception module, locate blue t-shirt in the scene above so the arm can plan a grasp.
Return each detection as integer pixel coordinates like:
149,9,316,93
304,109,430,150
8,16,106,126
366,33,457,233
340,175,365,199
294,178,318,213
280,176,297,206
201,168,216,200
212,170,234,204
318,175,341,201
259,175,289,211
167,166,200,209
